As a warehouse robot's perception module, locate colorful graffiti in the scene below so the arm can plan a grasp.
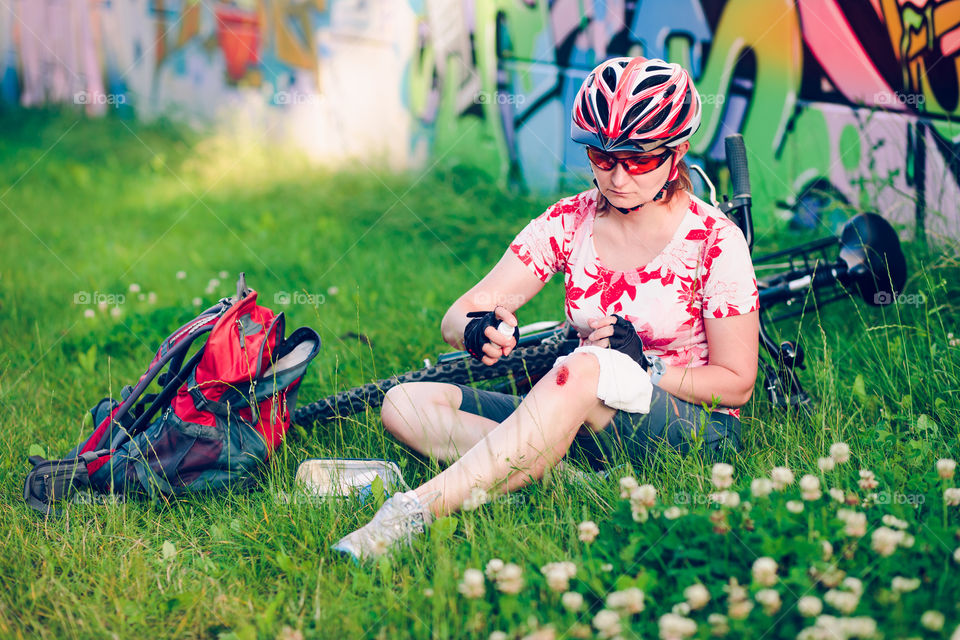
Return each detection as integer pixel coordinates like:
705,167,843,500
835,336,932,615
1,1,958,240
408,0,960,241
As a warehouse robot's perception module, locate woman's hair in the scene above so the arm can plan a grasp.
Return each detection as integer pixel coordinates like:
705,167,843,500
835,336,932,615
596,157,693,215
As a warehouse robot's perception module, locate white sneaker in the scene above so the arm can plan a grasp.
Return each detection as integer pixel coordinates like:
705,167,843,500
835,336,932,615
332,490,435,561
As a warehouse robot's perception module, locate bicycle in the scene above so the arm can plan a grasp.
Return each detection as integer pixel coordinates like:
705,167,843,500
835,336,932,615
293,135,907,426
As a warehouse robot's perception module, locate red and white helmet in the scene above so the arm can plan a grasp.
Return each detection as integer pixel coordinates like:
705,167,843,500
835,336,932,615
571,57,701,153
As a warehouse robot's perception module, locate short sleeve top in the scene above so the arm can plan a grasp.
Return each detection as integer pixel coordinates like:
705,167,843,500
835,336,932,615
509,188,759,418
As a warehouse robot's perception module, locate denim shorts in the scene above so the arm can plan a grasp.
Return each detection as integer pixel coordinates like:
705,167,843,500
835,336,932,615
453,383,741,471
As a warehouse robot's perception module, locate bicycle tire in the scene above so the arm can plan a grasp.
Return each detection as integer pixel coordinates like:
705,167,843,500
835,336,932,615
293,335,578,426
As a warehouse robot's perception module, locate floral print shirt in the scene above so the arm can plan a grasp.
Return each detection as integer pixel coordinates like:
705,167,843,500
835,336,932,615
509,189,759,418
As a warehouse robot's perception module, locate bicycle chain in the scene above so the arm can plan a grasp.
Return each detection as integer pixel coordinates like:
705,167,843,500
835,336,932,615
293,338,578,426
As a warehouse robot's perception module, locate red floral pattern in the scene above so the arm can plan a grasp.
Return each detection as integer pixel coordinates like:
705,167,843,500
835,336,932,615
510,189,759,418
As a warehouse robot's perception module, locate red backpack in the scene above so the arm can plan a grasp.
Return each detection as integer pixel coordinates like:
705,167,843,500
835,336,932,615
24,274,320,515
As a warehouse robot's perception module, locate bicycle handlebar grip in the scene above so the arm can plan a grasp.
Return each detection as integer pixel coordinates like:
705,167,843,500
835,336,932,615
725,134,752,200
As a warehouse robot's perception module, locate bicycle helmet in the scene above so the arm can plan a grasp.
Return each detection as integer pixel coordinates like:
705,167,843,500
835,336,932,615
571,56,701,153
572,57,702,212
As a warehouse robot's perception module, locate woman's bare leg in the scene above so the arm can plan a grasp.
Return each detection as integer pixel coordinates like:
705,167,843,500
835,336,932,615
381,382,503,462
413,352,616,517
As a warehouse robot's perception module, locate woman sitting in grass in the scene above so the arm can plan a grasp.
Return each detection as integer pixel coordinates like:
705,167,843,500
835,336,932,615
333,56,760,560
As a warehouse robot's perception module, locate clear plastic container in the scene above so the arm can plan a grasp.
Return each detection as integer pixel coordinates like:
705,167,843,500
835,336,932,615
294,458,409,499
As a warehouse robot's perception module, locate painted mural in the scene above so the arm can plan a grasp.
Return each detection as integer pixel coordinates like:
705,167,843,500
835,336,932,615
1,1,958,241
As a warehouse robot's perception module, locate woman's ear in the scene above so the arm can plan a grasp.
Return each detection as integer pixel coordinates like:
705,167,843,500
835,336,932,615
674,141,690,162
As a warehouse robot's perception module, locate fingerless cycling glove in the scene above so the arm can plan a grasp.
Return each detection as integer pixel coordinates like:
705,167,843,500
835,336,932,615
463,310,520,361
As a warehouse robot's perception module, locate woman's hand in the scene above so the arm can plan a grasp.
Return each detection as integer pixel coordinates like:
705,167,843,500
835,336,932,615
584,315,617,348
478,305,519,366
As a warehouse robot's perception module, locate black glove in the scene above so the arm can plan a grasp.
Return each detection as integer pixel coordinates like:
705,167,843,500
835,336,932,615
608,314,650,370
463,310,520,362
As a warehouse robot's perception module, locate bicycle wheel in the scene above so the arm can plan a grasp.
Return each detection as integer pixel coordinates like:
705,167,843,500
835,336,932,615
293,331,579,426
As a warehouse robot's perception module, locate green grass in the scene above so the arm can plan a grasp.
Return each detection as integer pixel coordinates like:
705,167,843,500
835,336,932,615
1,108,959,639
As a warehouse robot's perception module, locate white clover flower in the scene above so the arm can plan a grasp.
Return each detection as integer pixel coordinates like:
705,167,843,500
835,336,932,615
711,463,734,489
800,474,822,501
540,562,576,593
128,283,141,293
175,270,187,280
871,526,905,557
521,625,555,640
606,587,645,614
109,306,122,318
83,308,95,319
218,270,228,279
577,520,599,543
797,595,822,617
946,488,960,506
423,588,434,597
707,613,729,635
818,456,836,472
683,583,710,610
937,458,957,480
839,509,867,537
824,589,859,614
954,547,960,564
891,576,921,592
900,533,915,548
97,299,108,311
830,442,851,463
489,633,507,640
786,500,804,514
770,466,795,490
192,297,202,307
561,591,583,612
619,476,639,498
858,469,878,490
881,514,909,530
671,602,691,617
828,487,845,502
631,483,658,507
751,477,773,498
485,558,504,580
147,291,157,304
457,568,485,598
663,506,687,520
710,490,740,508
752,557,778,586
462,487,489,511
727,599,753,620
600,563,613,572
658,613,697,639
842,577,863,597
592,609,621,639
922,611,945,632
755,589,781,615
327,285,339,296
496,563,524,594
821,540,833,561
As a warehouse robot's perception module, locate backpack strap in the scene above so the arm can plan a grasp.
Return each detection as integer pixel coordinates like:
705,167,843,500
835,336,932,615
23,450,107,516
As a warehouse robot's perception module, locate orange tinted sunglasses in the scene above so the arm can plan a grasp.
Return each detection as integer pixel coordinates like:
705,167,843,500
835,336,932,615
586,147,673,175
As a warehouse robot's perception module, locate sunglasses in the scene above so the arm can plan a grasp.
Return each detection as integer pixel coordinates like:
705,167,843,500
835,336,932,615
586,147,673,175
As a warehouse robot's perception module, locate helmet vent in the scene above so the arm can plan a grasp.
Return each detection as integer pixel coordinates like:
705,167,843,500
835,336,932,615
601,66,618,92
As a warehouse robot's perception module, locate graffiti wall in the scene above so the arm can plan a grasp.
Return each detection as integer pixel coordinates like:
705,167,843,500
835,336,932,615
2,0,958,241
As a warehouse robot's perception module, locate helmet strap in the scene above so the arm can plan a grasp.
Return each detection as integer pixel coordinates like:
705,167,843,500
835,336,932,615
593,177,672,215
